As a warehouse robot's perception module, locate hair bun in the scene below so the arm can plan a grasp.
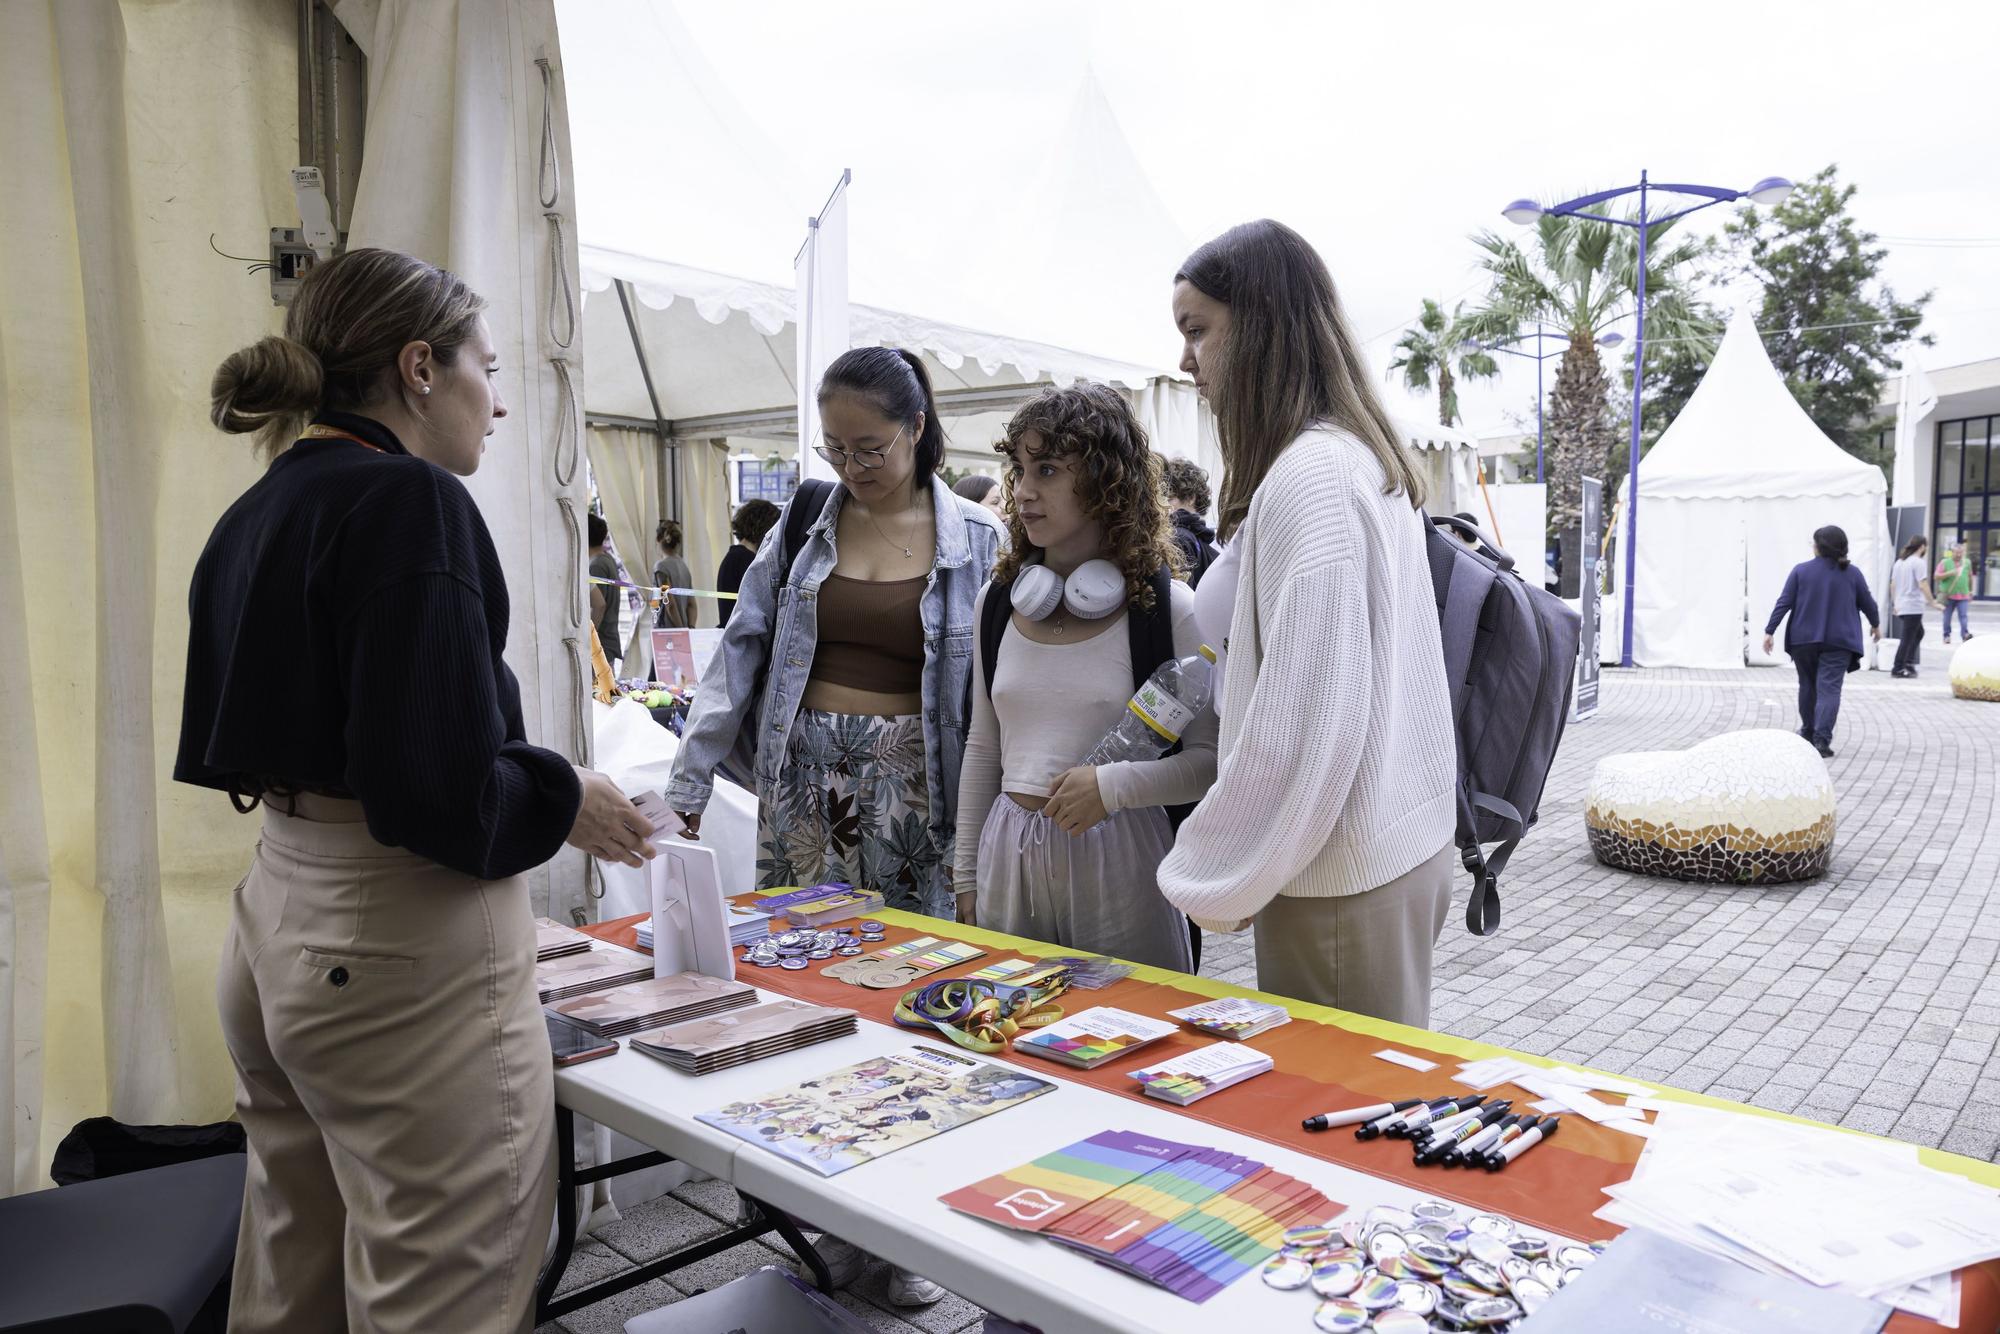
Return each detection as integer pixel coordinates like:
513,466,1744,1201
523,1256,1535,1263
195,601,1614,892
210,334,324,434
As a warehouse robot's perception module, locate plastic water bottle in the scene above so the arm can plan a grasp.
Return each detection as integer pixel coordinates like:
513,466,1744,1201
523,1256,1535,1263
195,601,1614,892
1084,645,1218,764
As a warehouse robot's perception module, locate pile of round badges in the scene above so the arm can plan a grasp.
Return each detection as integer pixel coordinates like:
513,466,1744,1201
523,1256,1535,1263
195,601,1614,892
1260,1200,1604,1332
740,922,886,971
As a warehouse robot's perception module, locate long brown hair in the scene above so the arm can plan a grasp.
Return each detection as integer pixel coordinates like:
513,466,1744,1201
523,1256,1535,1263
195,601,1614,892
992,383,1180,610
1177,219,1424,540
211,247,487,459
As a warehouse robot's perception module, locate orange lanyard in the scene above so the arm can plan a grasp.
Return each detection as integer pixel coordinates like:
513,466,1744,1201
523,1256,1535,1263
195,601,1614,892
298,424,388,454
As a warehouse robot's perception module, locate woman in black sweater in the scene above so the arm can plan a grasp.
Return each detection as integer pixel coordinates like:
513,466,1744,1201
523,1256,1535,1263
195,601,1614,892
177,248,654,1333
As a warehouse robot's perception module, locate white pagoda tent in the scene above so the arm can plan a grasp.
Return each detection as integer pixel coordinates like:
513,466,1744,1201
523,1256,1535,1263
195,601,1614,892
1623,310,1890,669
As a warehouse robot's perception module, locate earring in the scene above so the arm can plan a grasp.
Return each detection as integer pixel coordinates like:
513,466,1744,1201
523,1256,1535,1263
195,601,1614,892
419,386,431,396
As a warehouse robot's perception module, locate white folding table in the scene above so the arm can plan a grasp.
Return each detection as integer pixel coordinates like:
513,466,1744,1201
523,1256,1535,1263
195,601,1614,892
550,984,1586,1333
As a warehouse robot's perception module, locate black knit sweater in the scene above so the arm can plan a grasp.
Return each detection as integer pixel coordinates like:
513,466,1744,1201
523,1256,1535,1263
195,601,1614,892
174,411,581,880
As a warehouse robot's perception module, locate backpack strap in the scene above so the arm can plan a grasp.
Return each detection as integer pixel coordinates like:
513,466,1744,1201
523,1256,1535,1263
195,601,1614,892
978,577,1012,706
780,478,836,585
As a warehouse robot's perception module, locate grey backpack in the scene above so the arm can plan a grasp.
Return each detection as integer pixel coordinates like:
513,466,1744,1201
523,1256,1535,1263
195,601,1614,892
1425,513,1581,936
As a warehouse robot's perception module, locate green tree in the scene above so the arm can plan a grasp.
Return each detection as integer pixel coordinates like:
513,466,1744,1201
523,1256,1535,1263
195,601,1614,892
1725,164,1931,477
1463,209,1717,540
1388,298,1498,427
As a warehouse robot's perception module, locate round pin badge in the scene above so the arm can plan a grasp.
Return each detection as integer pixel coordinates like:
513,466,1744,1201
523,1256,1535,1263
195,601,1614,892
1555,1245,1597,1270
1499,1257,1532,1290
1366,1206,1417,1234
836,944,864,956
1371,1309,1429,1334
1285,1225,1336,1248
1511,1276,1553,1315
860,933,886,943
1374,1255,1417,1282
856,920,884,932
1459,1296,1522,1327
1354,1271,1401,1310
1367,1230,1410,1264
1508,1234,1549,1260
1466,1213,1516,1241
1440,1274,1493,1305
1411,1199,1458,1222
1392,1279,1439,1315
1465,1233,1513,1270
1561,1266,1586,1287
1398,1247,1448,1280
752,956,781,968
807,948,834,960
1260,1254,1312,1290
1309,1259,1363,1298
1311,1297,1369,1333
1530,1259,1563,1290
1456,1258,1506,1293
779,957,809,970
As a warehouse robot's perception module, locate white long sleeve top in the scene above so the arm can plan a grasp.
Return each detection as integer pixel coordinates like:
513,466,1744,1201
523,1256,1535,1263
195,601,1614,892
1157,426,1455,925
953,579,1218,894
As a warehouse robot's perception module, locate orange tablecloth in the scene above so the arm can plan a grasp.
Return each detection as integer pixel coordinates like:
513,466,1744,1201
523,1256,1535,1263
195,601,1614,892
584,907,1997,1331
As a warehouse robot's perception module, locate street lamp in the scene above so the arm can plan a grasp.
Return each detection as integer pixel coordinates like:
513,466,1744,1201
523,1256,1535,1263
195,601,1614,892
1461,324,1627,485
1502,172,1794,667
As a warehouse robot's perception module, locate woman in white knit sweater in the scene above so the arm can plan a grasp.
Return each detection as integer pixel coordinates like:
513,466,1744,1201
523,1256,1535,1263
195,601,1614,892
1157,220,1458,1026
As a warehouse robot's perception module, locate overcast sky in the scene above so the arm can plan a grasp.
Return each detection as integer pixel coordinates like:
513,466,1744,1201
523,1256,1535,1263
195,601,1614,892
561,0,2000,436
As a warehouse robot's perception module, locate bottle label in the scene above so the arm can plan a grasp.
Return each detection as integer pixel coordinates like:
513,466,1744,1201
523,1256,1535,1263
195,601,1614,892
1128,683,1194,743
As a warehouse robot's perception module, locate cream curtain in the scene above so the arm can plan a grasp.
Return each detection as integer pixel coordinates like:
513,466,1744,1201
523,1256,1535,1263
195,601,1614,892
335,0,589,919
682,438,734,626
0,0,298,1191
586,425,660,660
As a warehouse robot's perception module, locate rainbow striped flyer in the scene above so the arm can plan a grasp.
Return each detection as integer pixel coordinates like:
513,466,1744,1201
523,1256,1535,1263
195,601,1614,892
966,957,1071,988
1128,1043,1274,1105
1013,1007,1178,1069
939,1130,1198,1233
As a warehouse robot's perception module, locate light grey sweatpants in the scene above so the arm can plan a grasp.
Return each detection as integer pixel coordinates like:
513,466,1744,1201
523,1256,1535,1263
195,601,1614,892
976,797,1193,973
1253,843,1455,1027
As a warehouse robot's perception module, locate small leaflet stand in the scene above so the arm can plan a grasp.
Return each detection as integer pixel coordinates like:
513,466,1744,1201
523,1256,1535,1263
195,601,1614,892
650,839,734,981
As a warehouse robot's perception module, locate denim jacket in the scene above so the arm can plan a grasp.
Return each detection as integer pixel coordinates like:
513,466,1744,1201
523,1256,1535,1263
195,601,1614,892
663,474,1002,867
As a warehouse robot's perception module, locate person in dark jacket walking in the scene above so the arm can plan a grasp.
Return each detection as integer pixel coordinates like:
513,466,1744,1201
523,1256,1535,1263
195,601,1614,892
1763,525,1881,758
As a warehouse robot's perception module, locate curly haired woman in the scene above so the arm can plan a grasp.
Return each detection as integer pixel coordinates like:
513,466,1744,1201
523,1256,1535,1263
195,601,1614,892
952,383,1217,970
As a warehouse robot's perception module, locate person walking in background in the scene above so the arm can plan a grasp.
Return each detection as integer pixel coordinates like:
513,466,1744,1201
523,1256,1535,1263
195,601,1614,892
1890,535,1939,678
1161,456,1218,587
1937,536,1976,643
1764,525,1881,758
587,511,622,664
653,518,694,629
716,498,779,628
1155,220,1457,1026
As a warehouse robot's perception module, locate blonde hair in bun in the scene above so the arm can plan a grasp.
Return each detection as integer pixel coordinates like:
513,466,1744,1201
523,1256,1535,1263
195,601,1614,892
210,247,486,459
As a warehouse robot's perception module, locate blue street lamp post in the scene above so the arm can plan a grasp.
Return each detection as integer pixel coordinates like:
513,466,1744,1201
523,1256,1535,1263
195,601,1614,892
1465,323,1626,485
1501,172,1794,666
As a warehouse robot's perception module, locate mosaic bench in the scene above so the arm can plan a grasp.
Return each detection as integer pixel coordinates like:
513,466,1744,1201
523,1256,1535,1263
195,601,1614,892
1584,730,1834,885
1950,635,2000,702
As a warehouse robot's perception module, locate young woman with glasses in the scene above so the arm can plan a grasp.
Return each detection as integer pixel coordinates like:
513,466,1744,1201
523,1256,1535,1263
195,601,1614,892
665,346,1000,925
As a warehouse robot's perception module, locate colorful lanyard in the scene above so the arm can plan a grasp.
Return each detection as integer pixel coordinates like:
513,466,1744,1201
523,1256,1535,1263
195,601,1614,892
298,424,388,453
891,975,1069,1053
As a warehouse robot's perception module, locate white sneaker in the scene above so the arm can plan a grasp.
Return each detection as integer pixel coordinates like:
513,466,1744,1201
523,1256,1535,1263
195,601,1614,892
801,1235,869,1290
885,1267,947,1307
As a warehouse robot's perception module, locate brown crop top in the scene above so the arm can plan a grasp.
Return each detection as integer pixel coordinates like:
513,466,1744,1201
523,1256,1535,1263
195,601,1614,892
812,572,926,693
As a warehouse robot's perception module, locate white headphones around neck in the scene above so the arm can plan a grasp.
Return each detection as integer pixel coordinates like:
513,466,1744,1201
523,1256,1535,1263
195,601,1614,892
1010,559,1126,622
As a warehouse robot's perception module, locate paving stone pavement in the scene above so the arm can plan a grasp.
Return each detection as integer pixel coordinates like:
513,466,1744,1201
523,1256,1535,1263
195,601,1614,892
544,607,2000,1331
1205,606,2000,1164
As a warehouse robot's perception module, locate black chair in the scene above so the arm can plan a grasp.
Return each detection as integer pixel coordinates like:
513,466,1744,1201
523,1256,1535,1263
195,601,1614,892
0,1154,244,1333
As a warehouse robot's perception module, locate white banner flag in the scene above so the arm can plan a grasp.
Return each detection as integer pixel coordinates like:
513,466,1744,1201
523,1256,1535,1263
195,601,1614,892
795,171,851,483
1891,354,1937,509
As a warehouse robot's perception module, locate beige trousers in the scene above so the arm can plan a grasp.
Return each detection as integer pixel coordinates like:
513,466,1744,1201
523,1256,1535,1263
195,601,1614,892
217,795,556,1333
1253,844,1455,1027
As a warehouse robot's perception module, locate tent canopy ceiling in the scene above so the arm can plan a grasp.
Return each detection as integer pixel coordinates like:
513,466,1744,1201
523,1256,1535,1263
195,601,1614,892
580,244,1182,440
1641,310,1886,502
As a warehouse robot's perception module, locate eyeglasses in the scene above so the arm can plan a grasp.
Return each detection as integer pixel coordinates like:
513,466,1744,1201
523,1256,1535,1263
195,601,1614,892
813,425,906,471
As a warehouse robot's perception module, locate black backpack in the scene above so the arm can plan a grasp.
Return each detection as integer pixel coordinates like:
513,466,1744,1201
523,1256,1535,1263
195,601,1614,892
977,565,1192,829
1425,512,1580,937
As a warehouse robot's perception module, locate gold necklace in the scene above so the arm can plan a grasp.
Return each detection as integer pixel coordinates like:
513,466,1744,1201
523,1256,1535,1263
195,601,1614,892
860,489,921,559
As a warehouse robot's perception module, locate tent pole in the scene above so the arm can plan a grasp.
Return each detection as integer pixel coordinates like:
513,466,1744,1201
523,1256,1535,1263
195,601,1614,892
616,279,678,522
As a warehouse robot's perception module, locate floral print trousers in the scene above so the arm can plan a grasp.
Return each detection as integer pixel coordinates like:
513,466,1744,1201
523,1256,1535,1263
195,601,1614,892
757,710,948,918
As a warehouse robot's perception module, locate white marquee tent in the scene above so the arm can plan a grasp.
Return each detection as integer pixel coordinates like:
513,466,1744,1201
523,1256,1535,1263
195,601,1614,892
1622,310,1890,670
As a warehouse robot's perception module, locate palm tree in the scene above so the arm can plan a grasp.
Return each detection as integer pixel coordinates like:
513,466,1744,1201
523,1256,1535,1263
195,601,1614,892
1461,211,1717,540
1389,298,1498,427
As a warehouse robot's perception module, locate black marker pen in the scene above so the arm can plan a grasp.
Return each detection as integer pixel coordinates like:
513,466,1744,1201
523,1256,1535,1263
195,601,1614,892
1446,1113,1519,1167
1416,1103,1511,1166
1305,1098,1422,1132
1485,1115,1561,1171
1357,1095,1453,1141
1388,1094,1486,1140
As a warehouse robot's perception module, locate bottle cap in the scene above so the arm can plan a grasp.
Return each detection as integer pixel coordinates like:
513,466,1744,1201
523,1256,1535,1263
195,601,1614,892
1198,643,1217,663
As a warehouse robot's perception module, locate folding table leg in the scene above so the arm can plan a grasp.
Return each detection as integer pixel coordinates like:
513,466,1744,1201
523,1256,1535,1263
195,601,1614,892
745,1194,834,1295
